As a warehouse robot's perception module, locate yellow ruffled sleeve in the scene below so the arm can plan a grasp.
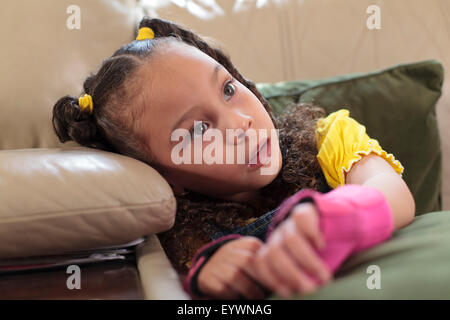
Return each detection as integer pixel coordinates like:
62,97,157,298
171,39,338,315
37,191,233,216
315,109,404,189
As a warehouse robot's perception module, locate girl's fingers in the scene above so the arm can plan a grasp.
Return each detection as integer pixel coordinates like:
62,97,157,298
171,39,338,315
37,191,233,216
219,268,266,300
234,249,268,284
252,246,286,294
291,203,325,250
227,236,263,254
217,282,241,300
201,274,241,300
215,250,266,300
266,232,318,294
199,259,242,299
282,220,331,284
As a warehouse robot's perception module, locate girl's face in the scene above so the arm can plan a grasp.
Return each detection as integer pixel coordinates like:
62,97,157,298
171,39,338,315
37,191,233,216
137,41,282,199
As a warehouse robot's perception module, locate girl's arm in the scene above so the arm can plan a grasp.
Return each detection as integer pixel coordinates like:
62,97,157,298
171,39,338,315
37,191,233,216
345,153,416,230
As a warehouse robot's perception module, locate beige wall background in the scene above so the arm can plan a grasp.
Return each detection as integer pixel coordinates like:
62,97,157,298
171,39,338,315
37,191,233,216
0,0,139,150
140,0,450,209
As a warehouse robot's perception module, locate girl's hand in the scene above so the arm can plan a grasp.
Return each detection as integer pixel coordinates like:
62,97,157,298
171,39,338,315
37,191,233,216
197,236,267,300
252,202,332,298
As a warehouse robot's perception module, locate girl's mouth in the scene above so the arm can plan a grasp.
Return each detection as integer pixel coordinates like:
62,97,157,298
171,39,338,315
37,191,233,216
248,137,271,170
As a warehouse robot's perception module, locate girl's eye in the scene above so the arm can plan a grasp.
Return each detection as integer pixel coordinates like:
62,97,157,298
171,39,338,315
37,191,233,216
223,79,236,101
187,77,235,138
191,121,210,136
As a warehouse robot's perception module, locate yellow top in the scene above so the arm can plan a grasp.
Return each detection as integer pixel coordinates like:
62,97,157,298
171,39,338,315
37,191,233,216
315,109,404,189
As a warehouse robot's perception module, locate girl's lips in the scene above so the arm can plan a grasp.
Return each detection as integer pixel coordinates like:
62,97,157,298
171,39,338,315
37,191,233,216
248,137,271,169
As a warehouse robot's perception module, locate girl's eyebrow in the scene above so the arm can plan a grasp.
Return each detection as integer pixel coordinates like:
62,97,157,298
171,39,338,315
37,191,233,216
171,105,202,131
171,63,223,132
210,63,222,86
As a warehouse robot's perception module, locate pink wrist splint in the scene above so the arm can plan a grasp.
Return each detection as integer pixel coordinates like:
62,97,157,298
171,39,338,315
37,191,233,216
266,184,394,282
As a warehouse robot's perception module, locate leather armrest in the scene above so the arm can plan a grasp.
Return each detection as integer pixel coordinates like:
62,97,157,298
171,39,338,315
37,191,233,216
0,147,176,259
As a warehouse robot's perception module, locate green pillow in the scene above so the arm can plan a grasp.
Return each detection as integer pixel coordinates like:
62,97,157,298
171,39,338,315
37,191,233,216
256,59,444,215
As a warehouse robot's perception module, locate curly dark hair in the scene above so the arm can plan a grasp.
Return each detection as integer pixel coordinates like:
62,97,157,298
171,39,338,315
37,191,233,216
52,17,330,276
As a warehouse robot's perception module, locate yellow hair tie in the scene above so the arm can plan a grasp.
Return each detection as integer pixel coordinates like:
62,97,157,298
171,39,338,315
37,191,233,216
78,94,94,114
136,27,155,41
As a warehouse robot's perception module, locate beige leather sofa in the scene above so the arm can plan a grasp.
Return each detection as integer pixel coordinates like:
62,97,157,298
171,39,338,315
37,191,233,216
1,0,448,300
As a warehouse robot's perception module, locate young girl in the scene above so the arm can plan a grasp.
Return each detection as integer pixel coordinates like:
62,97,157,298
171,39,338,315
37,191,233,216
52,17,415,300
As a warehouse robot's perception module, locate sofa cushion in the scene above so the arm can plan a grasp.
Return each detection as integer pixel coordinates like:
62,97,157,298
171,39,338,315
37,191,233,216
0,147,176,258
256,59,444,215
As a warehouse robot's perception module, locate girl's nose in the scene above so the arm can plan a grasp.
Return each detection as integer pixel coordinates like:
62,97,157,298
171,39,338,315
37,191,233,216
234,110,253,131
225,111,253,144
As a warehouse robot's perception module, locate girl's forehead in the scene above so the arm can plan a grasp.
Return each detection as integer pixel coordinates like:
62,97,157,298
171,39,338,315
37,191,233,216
152,42,221,79
142,60,207,107
137,44,219,144
140,45,221,106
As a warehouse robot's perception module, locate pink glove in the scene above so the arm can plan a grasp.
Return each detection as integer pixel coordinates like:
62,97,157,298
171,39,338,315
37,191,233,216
266,184,394,283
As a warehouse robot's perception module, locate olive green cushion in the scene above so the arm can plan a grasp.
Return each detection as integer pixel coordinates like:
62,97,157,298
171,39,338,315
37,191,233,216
268,210,450,300
256,59,444,215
